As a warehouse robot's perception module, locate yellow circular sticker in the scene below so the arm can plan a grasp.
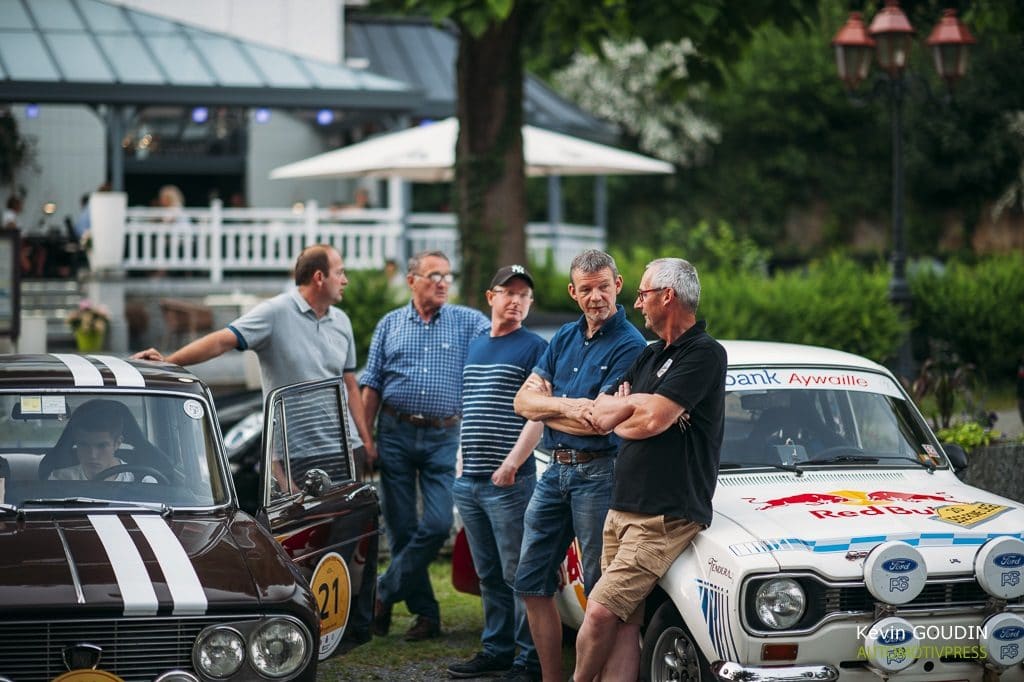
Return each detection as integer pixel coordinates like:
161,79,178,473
54,672,125,682
311,551,352,660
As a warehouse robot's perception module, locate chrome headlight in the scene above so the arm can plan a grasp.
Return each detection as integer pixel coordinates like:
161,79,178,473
249,618,310,678
194,627,245,678
754,577,806,629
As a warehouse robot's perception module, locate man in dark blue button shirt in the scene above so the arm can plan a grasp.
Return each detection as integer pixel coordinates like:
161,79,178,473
512,250,646,682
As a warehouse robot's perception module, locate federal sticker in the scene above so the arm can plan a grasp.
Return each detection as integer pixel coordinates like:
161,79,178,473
183,399,205,420
19,396,42,414
311,552,352,660
933,502,1012,528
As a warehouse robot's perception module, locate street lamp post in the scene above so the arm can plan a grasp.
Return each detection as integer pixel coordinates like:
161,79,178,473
831,0,975,381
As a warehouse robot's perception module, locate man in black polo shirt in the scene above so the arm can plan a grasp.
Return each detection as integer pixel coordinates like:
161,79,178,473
573,257,726,682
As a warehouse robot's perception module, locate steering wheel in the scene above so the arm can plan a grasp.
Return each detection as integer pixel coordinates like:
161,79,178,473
810,445,866,460
94,463,170,484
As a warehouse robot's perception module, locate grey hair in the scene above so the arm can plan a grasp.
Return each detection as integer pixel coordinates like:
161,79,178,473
647,258,700,311
407,250,450,275
569,249,619,284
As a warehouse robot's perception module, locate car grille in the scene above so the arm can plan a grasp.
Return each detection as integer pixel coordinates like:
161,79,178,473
827,578,1019,613
0,615,258,682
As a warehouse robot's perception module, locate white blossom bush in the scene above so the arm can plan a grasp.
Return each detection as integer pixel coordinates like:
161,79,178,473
553,38,720,166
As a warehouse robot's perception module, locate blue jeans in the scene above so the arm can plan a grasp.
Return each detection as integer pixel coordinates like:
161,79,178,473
376,411,459,621
514,456,614,597
453,473,537,668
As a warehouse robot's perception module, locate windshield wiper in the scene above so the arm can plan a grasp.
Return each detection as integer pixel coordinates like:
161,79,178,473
18,498,173,515
805,454,935,473
720,461,804,475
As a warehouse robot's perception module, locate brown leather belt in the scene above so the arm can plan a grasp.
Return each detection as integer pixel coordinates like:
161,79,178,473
552,448,614,465
381,403,460,429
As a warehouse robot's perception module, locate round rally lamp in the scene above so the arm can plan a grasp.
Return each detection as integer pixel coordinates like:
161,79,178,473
862,616,918,673
863,541,927,605
974,536,1024,600
979,612,1024,669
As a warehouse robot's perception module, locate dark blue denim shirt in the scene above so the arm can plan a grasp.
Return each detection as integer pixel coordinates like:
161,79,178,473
532,304,646,452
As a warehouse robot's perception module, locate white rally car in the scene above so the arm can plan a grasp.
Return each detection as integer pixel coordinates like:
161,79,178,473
498,341,1024,682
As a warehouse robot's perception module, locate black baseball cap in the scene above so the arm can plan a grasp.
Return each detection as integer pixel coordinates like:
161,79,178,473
489,264,534,289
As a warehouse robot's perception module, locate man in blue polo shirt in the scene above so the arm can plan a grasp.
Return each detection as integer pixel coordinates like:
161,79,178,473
360,250,490,642
512,249,646,682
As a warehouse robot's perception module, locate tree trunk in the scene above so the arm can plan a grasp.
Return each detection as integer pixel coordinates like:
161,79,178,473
454,5,527,309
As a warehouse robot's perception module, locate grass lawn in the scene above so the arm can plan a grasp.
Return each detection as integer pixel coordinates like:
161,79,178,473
318,559,576,680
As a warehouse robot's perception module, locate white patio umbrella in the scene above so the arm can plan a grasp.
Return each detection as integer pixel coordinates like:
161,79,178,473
269,118,673,182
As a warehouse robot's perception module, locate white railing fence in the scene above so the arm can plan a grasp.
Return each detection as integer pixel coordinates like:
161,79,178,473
123,200,604,281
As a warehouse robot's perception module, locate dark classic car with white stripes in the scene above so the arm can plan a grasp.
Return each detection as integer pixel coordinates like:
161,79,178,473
0,354,378,682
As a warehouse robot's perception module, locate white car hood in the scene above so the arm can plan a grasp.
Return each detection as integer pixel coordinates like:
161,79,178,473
712,468,1024,579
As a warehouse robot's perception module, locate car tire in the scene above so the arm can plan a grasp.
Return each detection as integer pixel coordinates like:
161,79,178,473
640,601,711,682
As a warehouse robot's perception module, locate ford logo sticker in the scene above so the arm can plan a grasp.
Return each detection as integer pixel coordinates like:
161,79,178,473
994,626,1024,641
994,553,1024,568
881,558,918,573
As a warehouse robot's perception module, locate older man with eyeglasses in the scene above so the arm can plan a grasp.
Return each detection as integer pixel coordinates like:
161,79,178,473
361,250,490,642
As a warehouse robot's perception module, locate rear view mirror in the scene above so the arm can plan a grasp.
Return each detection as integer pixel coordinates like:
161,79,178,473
739,391,791,411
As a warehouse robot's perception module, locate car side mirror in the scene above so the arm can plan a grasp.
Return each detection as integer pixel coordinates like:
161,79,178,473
300,468,331,498
943,443,968,476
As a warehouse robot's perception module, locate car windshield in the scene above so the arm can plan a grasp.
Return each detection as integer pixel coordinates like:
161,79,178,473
0,391,229,508
719,367,945,470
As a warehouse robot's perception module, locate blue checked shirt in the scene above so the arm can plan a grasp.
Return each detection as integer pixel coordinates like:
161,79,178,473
360,302,490,418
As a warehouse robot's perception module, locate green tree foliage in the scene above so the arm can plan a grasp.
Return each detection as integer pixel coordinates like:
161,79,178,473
336,269,399,366
372,0,815,305
550,1,1024,259
909,254,1024,381
609,231,902,362
699,254,904,361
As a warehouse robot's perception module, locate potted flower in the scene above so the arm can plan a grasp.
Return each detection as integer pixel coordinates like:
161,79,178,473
67,300,110,352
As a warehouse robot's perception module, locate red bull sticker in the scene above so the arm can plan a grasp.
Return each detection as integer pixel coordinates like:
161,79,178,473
556,539,587,612
745,489,965,518
932,502,1012,528
726,369,901,398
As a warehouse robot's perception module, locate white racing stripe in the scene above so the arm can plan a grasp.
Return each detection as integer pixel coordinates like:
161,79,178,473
89,355,146,387
52,354,104,386
89,514,158,615
134,515,208,615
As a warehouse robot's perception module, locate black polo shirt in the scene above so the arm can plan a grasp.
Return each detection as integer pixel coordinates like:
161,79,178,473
609,320,726,525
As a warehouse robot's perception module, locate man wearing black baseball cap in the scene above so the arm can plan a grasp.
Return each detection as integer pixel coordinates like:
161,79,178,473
448,264,548,681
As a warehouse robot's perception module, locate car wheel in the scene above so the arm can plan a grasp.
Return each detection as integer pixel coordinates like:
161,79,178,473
640,601,711,682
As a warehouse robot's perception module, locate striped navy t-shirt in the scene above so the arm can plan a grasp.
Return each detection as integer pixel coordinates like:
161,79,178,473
460,327,548,478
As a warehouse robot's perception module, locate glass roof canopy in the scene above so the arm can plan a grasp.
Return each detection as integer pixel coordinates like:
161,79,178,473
0,0,420,110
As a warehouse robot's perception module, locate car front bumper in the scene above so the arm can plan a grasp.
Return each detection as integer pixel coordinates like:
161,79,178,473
713,660,839,682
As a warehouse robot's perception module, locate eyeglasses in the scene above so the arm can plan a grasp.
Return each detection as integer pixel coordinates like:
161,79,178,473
635,287,667,303
491,288,532,301
414,271,455,284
